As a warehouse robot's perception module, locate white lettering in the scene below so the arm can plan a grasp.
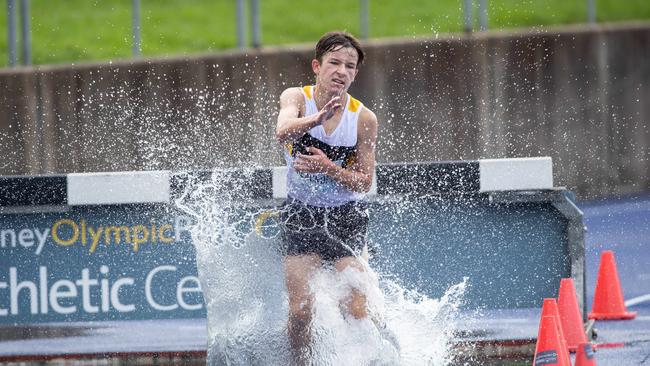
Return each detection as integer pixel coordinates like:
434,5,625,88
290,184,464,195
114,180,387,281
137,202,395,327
34,228,49,255
10,267,37,315
145,265,178,311
39,266,48,314
177,276,203,310
18,229,34,248
100,265,110,312
174,216,191,241
1,229,16,248
49,279,77,314
0,228,50,255
0,282,7,316
75,269,99,313
0,265,203,318
110,278,135,312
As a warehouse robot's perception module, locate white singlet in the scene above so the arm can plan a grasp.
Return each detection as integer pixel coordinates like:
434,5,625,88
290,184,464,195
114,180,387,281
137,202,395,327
283,85,365,207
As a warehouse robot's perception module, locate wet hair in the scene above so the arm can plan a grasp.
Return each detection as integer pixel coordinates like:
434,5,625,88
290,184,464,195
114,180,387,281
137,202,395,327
315,31,365,67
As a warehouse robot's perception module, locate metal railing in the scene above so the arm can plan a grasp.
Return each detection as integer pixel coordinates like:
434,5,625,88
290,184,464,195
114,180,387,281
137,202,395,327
6,0,16,66
464,0,489,32
5,0,600,67
132,0,141,57
6,0,30,66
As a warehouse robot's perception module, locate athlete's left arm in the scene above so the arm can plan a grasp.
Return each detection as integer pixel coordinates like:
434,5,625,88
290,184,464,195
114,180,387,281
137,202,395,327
295,108,377,193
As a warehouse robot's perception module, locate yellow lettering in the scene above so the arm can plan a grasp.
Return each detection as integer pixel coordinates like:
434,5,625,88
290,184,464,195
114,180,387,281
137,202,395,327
88,226,104,254
105,226,131,245
131,225,149,252
159,224,173,243
51,219,79,246
81,219,87,246
151,221,157,244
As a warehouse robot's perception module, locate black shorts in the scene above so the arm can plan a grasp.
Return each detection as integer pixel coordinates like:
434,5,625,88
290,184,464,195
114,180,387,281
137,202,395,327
279,198,370,262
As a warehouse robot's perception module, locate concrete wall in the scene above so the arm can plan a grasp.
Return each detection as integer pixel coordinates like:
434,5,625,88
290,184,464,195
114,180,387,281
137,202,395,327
0,22,648,199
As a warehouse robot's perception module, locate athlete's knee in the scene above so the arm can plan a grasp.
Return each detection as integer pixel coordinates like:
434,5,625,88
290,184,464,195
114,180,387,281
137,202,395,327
288,296,313,320
345,289,368,319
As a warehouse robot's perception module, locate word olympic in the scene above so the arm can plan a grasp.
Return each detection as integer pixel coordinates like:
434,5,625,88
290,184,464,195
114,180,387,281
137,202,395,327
0,216,193,255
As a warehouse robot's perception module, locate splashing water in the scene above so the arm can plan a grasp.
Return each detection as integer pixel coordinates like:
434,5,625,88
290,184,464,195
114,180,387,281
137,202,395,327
176,169,467,366
43,81,466,365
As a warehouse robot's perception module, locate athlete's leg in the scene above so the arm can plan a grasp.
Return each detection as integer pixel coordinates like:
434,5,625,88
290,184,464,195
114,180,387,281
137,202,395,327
335,256,368,319
284,254,321,360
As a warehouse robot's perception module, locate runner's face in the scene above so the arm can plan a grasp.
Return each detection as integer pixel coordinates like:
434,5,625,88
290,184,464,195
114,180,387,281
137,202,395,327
313,46,359,96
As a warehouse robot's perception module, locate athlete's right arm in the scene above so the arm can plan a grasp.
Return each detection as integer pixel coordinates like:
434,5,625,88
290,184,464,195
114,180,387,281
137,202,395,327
275,88,318,144
275,87,342,144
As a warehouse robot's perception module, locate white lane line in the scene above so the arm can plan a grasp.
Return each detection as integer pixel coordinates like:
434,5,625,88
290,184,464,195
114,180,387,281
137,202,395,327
625,294,650,307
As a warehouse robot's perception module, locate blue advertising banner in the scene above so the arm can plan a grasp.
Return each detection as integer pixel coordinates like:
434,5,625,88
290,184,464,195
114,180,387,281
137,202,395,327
0,204,204,323
1,193,578,325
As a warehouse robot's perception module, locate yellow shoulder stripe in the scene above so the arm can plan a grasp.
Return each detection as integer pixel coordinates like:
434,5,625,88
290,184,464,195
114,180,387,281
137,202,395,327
302,85,312,99
348,95,361,112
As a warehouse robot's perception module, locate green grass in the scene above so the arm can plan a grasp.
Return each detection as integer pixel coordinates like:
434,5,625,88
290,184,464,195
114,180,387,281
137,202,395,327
0,0,649,67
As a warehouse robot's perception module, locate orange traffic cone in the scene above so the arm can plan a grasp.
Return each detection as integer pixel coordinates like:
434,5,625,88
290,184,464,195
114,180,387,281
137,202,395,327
542,298,572,365
533,315,571,366
589,250,636,320
574,342,596,366
558,278,589,352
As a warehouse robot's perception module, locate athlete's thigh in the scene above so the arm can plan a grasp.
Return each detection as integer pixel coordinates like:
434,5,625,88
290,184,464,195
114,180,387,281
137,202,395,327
334,255,366,274
284,254,321,299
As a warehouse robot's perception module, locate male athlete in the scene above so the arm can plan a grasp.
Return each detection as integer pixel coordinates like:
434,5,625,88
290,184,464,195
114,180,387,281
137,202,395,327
275,31,378,361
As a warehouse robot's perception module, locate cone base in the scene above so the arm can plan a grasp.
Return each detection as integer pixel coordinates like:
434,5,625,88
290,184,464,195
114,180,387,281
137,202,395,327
569,345,577,353
588,311,636,320
569,342,597,353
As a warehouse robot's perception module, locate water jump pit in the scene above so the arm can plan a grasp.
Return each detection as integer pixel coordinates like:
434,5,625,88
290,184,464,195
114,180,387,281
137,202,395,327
0,157,590,365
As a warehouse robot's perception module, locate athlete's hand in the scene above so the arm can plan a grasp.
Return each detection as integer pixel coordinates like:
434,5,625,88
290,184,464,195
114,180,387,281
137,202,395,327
316,96,342,125
293,147,337,174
